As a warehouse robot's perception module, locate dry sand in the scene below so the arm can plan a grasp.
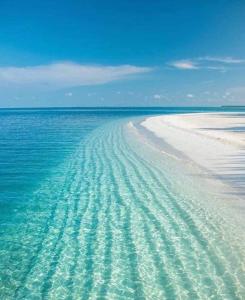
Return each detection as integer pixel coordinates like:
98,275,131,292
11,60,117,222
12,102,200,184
141,112,245,196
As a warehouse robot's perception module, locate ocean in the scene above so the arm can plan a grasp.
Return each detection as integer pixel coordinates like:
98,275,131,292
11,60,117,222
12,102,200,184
0,107,244,299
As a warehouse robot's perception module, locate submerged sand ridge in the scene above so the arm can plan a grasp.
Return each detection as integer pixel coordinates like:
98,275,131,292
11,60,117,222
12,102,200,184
141,113,245,197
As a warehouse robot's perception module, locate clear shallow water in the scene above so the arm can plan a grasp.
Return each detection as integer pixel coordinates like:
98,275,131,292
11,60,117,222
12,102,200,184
0,108,244,299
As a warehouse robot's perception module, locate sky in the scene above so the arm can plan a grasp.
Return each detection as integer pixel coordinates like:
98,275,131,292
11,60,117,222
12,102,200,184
0,0,245,107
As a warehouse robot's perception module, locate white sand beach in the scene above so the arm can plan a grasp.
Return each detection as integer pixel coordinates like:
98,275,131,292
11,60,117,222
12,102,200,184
141,112,245,196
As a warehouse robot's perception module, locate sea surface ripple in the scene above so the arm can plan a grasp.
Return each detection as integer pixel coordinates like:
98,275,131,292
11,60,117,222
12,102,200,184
0,109,245,299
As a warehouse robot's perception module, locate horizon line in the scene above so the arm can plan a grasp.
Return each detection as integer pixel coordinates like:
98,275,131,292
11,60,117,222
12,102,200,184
0,105,244,110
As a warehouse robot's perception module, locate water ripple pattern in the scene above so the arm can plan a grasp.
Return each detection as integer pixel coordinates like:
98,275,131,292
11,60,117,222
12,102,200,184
0,111,245,299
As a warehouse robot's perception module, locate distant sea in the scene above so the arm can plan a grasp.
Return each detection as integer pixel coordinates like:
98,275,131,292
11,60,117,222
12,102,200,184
0,107,244,299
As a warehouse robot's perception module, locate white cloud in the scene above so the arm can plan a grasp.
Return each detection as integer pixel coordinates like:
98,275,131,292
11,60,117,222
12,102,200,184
169,56,245,71
199,56,245,64
222,92,231,99
169,60,198,70
153,94,162,99
0,62,152,89
65,92,73,97
186,94,194,98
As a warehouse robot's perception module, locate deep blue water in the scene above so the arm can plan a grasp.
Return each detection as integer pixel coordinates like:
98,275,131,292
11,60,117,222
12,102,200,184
0,107,244,299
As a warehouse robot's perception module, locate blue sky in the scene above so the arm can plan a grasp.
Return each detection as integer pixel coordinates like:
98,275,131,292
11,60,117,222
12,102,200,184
0,0,245,107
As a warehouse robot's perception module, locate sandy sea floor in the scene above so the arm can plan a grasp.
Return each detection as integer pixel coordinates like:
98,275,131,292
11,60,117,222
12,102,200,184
1,110,245,299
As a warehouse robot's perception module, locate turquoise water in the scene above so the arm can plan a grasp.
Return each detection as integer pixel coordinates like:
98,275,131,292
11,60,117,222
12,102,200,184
0,108,244,299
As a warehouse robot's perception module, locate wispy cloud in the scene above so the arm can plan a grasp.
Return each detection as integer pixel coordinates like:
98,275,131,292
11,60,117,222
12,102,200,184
153,94,162,99
0,62,152,89
169,60,198,70
169,56,245,71
199,56,245,64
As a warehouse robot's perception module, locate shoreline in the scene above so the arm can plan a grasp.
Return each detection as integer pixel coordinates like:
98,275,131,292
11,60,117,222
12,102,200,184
141,112,245,198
